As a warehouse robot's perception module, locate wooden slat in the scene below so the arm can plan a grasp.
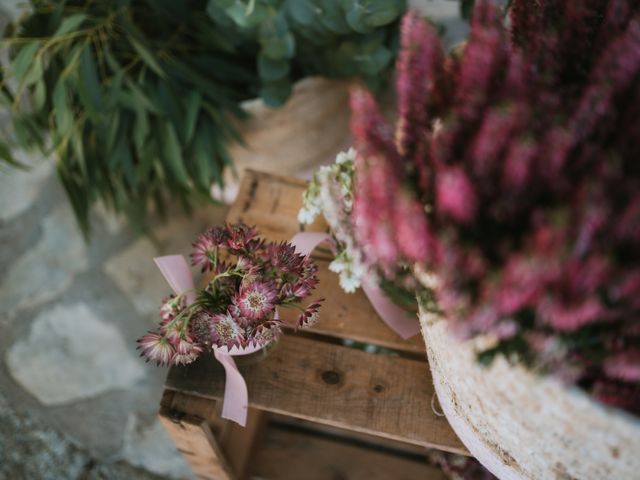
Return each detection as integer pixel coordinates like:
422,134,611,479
269,413,435,458
226,169,424,354
217,407,267,479
226,170,319,242
165,335,467,456
159,406,234,480
278,261,424,354
248,424,448,480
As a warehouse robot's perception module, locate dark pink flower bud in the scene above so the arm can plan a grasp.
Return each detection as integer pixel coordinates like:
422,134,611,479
436,166,477,223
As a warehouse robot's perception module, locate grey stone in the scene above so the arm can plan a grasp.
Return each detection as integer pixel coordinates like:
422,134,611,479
0,391,166,480
0,152,53,222
0,391,88,480
121,413,194,480
93,202,125,235
104,237,164,318
6,303,145,405
0,204,88,315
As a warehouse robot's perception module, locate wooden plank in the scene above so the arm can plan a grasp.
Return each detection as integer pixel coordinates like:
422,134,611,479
269,413,434,458
278,261,424,354
159,406,234,480
248,423,448,480
217,407,267,479
165,335,467,456
226,170,322,242
226,169,424,354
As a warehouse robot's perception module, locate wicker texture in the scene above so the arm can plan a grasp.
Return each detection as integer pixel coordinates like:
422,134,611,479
419,305,640,480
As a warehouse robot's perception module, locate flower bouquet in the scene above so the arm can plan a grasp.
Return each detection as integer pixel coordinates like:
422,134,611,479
345,1,640,477
137,223,322,425
298,148,424,339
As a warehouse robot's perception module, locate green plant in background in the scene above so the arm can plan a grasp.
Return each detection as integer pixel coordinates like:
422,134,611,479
0,0,405,235
212,0,406,106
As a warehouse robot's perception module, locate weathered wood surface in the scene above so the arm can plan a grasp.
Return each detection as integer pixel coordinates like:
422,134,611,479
248,424,448,480
227,169,425,354
158,404,233,480
165,335,467,455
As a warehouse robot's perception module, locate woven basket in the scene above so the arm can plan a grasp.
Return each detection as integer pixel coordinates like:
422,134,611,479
417,279,640,479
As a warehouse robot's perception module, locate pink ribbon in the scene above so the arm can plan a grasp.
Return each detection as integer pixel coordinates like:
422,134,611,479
154,255,260,427
289,233,420,340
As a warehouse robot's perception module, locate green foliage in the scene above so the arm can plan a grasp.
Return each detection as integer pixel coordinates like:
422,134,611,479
210,0,406,106
1,0,405,235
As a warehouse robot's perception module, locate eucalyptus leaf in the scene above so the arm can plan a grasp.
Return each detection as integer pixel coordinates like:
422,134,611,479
53,13,87,37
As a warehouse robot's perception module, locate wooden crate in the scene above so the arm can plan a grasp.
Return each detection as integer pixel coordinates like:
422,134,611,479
159,170,467,480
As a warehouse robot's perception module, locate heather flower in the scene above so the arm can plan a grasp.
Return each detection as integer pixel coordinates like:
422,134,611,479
604,350,640,382
435,166,477,224
137,332,175,366
236,281,277,320
348,5,640,414
210,312,245,349
297,300,324,329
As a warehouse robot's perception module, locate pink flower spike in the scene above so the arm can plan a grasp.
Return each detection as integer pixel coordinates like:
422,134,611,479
436,166,477,223
236,281,278,320
137,332,175,366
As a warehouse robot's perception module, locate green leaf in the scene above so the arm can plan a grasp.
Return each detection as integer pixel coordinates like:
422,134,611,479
129,37,165,78
23,56,43,87
259,79,292,107
257,54,290,81
260,14,296,59
184,91,201,144
52,13,87,37
52,79,73,134
357,45,392,75
162,123,189,185
77,44,103,117
133,107,149,152
285,0,315,25
12,43,40,84
32,78,47,110
360,0,402,27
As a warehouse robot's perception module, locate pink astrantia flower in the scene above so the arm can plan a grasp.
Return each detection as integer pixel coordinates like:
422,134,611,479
172,336,204,366
159,295,185,321
297,300,324,329
226,223,258,252
191,234,217,272
266,241,305,273
137,332,175,366
210,312,245,349
250,321,282,347
236,281,277,320
144,222,322,373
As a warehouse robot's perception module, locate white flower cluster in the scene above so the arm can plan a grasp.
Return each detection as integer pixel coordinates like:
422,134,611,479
299,148,370,293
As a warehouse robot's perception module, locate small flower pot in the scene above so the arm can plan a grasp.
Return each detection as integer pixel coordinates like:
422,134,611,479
231,340,278,367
